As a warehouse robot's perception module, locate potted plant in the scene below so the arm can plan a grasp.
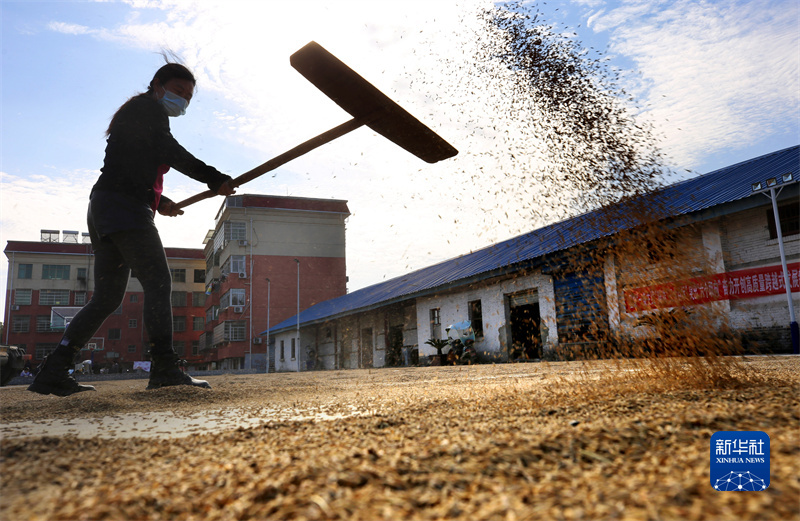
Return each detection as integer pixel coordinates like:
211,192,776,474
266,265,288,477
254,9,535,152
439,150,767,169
424,338,450,366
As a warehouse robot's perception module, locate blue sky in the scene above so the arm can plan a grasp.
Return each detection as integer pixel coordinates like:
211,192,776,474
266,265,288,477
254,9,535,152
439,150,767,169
2,0,798,315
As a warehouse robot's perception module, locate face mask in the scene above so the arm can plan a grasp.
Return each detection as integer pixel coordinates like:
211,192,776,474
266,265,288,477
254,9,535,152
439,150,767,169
159,87,189,117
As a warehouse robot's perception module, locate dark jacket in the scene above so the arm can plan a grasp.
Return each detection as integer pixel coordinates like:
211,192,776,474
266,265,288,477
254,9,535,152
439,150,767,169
89,93,231,238
93,93,230,204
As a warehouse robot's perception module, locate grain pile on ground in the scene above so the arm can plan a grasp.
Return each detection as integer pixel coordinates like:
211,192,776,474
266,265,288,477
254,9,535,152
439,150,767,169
1,357,798,521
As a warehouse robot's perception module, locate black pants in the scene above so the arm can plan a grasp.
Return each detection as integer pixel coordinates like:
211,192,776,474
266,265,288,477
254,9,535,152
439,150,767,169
62,224,173,355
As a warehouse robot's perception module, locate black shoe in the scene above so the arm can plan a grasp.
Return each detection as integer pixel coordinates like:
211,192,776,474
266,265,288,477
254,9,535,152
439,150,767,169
147,354,210,390
27,349,96,397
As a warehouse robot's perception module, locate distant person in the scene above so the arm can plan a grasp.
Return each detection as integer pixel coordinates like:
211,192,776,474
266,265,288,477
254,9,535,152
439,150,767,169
28,61,235,397
20,368,33,378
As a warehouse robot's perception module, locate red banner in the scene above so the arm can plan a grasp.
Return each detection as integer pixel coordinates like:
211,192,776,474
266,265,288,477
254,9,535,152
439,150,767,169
624,262,800,312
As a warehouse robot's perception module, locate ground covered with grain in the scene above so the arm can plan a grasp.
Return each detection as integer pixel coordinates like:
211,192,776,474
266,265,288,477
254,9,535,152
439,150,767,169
1,357,798,521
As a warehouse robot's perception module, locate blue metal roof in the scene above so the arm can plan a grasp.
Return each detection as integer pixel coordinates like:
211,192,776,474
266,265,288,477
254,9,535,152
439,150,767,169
267,145,799,333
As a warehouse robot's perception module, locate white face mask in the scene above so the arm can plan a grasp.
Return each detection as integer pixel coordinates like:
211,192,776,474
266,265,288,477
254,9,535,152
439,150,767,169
159,87,189,117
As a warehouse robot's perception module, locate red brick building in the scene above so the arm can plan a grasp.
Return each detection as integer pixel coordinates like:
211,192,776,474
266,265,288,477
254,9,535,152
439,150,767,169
3,232,207,369
201,195,350,370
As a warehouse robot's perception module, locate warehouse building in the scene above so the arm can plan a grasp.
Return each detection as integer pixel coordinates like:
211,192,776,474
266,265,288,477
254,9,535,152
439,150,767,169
267,146,799,370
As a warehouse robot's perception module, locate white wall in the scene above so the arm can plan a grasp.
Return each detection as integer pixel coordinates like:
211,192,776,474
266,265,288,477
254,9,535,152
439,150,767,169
415,271,556,361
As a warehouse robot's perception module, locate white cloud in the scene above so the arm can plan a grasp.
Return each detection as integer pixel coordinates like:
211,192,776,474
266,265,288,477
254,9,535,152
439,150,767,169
47,21,93,35
588,0,800,168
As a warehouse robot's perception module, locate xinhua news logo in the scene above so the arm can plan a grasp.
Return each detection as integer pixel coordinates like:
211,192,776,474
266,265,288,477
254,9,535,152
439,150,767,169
710,431,770,491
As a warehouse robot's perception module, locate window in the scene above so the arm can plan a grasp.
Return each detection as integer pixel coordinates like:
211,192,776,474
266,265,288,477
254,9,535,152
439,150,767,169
173,316,186,332
222,255,246,276
36,316,52,333
128,345,137,353
18,264,32,279
280,340,285,360
12,316,30,333
192,292,205,307
128,319,137,328
171,291,187,307
77,268,87,280
39,289,70,306
206,305,219,323
768,202,799,239
224,321,246,341
170,269,186,283
74,292,87,306
194,269,205,283
468,300,484,339
291,337,296,360
193,317,205,331
173,341,185,357
130,294,139,303
192,341,199,356
430,308,441,339
35,343,58,360
42,265,70,280
14,289,32,306
225,221,247,241
645,232,678,264
221,289,246,309
108,328,121,340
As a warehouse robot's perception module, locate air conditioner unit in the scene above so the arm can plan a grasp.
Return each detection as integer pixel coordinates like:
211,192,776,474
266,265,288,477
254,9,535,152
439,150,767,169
252,337,262,344
11,305,20,311
233,305,244,313
238,240,249,246
238,272,247,279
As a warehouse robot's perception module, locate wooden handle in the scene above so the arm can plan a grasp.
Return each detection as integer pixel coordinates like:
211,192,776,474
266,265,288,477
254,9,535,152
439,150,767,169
176,116,370,209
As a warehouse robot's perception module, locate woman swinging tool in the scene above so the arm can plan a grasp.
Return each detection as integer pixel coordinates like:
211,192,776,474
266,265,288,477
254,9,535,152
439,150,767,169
28,61,235,396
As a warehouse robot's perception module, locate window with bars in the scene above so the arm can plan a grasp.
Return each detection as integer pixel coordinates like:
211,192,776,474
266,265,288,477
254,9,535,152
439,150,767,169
130,294,139,303
170,269,186,283
193,317,205,331
14,289,32,306
173,316,186,332
192,292,205,307
42,265,70,280
39,290,70,306
767,202,800,239
171,291,187,307
36,316,52,333
74,292,87,306
430,308,441,339
225,221,247,241
35,343,59,360
128,319,137,328
468,300,484,339
128,345,137,353
224,321,246,341
221,255,247,276
221,289,246,309
109,328,121,340
12,316,30,333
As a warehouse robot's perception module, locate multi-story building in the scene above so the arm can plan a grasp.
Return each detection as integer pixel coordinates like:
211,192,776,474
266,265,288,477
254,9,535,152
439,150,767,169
3,194,350,372
201,194,350,371
3,230,208,369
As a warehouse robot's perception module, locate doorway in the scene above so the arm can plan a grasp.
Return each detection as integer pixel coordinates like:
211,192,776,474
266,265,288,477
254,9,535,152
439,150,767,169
387,325,404,367
360,328,373,368
508,291,542,360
